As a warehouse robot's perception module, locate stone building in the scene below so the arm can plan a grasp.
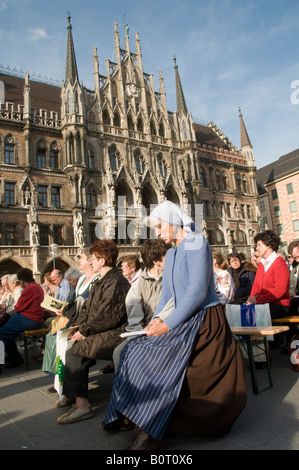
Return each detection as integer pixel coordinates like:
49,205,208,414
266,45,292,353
0,16,258,281
256,149,299,250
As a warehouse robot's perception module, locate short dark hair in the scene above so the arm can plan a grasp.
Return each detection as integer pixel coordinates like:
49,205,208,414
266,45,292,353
90,239,118,267
227,252,242,264
140,239,172,269
254,230,280,252
17,268,34,283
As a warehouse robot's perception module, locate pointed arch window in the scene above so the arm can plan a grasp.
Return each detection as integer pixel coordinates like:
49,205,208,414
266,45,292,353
108,144,121,172
137,117,143,132
50,142,59,169
4,136,15,164
134,149,145,175
242,175,248,193
222,171,228,190
236,173,242,192
37,141,47,168
86,184,97,207
150,121,156,135
113,112,120,128
158,122,165,137
156,153,167,178
87,148,95,169
215,169,222,190
199,168,208,187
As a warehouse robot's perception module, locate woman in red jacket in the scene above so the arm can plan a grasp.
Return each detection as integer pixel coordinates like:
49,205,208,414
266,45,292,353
247,230,290,318
0,268,44,367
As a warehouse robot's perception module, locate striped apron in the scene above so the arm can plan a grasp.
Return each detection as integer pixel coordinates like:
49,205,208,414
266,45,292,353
104,308,206,442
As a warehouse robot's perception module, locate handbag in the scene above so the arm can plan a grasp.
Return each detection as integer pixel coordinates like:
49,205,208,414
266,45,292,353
51,315,70,335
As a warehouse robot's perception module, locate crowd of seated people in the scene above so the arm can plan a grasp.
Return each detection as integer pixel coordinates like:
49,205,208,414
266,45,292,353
0,220,298,450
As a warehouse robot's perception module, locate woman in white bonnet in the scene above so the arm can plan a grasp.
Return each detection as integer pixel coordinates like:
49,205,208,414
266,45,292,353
103,201,247,450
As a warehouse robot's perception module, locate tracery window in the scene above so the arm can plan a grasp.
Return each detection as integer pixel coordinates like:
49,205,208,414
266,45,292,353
134,149,145,175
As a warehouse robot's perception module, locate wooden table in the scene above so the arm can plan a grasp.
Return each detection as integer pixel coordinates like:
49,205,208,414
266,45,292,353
231,326,289,395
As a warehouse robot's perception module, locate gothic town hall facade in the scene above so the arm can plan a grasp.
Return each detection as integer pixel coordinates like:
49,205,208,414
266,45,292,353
0,17,258,281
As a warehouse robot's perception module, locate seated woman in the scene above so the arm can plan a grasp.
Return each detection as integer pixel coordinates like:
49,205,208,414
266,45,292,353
227,252,256,303
113,238,172,371
246,230,290,318
121,254,143,284
57,239,130,424
212,251,235,304
102,201,247,450
0,268,44,367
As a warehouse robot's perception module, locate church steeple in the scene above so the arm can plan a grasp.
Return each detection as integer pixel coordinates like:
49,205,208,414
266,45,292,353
65,14,79,85
173,56,188,115
239,107,255,167
239,107,252,148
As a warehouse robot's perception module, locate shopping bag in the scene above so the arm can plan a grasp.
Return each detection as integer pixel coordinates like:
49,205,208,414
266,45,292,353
225,303,272,362
225,304,272,328
54,328,76,396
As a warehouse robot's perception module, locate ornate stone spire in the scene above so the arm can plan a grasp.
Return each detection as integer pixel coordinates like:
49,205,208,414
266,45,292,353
65,14,79,85
239,107,252,148
173,56,188,115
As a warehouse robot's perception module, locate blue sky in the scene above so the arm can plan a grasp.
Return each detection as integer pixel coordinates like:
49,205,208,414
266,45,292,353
1,0,299,169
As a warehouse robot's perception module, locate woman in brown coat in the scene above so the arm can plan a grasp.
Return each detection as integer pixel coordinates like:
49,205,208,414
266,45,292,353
57,239,130,424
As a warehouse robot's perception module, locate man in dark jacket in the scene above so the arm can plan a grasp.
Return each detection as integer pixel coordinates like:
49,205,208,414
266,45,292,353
57,239,130,424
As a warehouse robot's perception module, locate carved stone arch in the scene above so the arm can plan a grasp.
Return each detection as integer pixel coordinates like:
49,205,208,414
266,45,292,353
127,112,135,130
236,229,247,245
137,116,144,132
158,120,165,137
102,108,111,125
0,257,27,276
215,227,225,244
41,257,72,278
141,182,158,214
165,184,180,205
113,110,121,127
150,120,157,135
115,178,134,207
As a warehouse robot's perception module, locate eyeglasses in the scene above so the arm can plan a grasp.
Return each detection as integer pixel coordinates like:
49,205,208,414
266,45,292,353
92,255,103,261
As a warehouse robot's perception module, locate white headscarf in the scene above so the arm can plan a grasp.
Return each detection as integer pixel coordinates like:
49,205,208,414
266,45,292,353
149,200,200,233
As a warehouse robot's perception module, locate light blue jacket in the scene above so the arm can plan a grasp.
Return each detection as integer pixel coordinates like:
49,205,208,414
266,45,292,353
153,232,219,330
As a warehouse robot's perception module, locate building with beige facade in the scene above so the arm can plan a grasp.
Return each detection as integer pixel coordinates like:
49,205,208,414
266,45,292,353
0,16,258,281
256,149,299,251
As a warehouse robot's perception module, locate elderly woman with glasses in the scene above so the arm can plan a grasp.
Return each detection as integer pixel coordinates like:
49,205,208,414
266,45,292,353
102,201,247,450
56,239,130,424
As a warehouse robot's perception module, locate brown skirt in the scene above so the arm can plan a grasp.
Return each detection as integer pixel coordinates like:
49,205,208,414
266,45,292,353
169,303,247,438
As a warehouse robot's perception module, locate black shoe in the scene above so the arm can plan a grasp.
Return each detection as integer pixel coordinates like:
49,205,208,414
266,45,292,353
101,418,134,432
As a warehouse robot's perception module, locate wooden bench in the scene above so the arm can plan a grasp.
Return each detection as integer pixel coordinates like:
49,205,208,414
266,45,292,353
231,326,289,395
23,327,50,370
272,316,299,324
